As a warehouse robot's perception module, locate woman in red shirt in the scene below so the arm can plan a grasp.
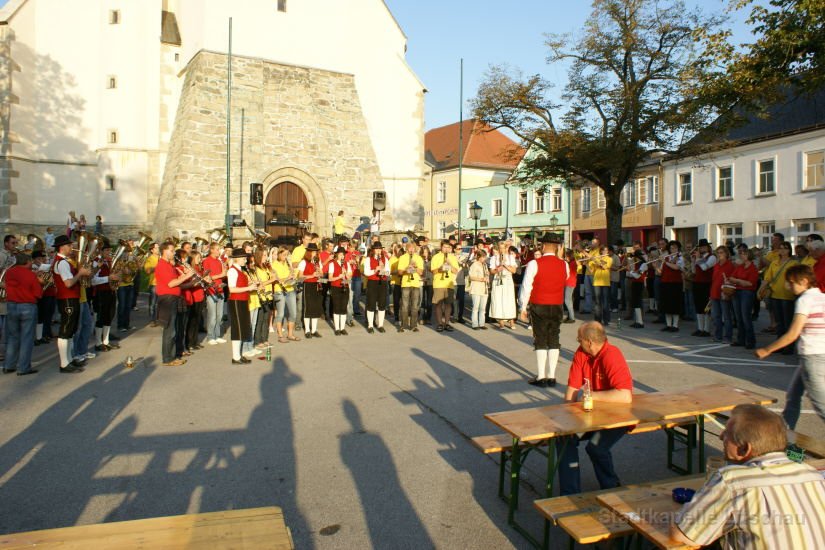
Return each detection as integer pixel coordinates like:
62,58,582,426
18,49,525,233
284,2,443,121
728,248,760,349
709,246,736,343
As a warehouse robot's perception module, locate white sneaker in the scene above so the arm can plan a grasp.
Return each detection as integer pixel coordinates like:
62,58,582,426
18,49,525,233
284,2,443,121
268,326,275,333
208,339,218,346
85,352,96,359
216,338,227,344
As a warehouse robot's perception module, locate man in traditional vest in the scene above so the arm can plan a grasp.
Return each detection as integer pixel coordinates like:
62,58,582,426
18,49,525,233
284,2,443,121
519,232,569,387
52,234,92,373
92,243,121,352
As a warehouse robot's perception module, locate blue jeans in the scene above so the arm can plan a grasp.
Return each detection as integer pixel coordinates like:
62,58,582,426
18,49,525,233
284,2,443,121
557,427,626,495
710,298,733,341
683,288,696,320
72,301,93,358
4,302,37,373
243,308,258,354
782,354,825,429
350,277,362,316
205,296,225,340
275,291,297,324
117,285,134,329
582,275,594,313
593,285,611,325
149,285,157,320
564,286,576,321
470,293,488,328
732,290,756,347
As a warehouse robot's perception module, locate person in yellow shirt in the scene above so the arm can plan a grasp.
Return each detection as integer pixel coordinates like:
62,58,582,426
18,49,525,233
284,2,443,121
272,247,299,342
759,241,798,353
798,244,816,267
431,240,460,332
396,241,424,332
143,243,160,324
589,245,613,325
389,245,402,321
333,210,350,240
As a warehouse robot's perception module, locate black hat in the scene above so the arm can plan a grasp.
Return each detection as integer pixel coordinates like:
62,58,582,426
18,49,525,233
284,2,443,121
697,238,712,247
306,243,319,252
32,250,46,259
53,235,72,249
334,246,347,255
337,235,350,244
371,241,384,250
539,232,562,244
231,248,247,258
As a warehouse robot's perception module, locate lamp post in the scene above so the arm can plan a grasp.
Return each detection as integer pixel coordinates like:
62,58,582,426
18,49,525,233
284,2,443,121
549,214,558,240
470,201,482,242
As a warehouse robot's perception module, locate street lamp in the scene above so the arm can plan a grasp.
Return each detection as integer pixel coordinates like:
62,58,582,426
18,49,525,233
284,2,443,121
470,201,482,242
549,214,559,241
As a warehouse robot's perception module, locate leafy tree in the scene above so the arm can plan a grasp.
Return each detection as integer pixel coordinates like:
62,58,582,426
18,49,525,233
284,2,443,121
472,0,728,244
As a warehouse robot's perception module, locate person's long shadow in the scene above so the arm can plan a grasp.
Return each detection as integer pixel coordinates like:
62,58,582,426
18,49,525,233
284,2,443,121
339,399,434,549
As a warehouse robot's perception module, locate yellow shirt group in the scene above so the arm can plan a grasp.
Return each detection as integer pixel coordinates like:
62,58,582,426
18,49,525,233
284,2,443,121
143,254,159,287
763,258,798,301
589,256,613,287
396,253,424,288
290,245,307,266
431,252,459,289
272,261,295,292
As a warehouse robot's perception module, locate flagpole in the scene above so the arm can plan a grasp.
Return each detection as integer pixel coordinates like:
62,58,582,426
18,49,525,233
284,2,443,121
457,58,463,240
225,17,233,237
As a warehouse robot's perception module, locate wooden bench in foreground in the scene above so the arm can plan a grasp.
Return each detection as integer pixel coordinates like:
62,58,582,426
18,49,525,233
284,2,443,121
0,507,293,550
472,417,698,498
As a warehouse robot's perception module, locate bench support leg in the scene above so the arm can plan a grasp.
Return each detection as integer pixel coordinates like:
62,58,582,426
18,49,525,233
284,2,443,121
698,414,706,473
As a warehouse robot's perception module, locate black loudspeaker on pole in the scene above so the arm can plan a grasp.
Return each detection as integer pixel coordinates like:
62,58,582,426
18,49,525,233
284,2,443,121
250,183,263,205
372,191,386,212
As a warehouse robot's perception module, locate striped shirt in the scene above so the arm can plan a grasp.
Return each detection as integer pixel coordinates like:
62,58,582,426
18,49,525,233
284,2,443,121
795,288,825,355
676,452,825,549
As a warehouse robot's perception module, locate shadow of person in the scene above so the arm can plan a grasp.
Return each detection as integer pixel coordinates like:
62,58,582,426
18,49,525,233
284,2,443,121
339,398,434,549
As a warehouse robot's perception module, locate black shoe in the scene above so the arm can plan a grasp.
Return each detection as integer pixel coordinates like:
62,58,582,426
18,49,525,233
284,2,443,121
231,358,249,365
17,369,39,376
479,325,488,330
94,344,111,352
305,332,312,339
312,332,322,338
563,319,575,324
546,378,557,387
367,327,375,334
398,327,405,333
60,365,84,373
334,330,341,336
377,327,386,333
527,377,547,387
340,329,348,336
34,338,44,346
670,326,679,332
436,325,444,332
109,334,120,341
2,368,16,374
701,331,712,337
661,326,671,332
108,342,121,349
630,323,644,328
71,358,88,368
444,324,455,332
347,320,355,327
457,318,465,324
691,330,703,337
412,327,419,332
730,342,742,347
472,326,479,330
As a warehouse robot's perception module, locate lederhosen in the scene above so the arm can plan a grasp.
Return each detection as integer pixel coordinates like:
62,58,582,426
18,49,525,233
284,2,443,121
302,260,324,318
529,255,566,350
53,256,81,339
228,265,252,341
93,258,116,327
365,255,388,312
329,260,350,315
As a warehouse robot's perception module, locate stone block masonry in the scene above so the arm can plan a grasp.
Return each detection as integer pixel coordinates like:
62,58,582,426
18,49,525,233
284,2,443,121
153,50,389,239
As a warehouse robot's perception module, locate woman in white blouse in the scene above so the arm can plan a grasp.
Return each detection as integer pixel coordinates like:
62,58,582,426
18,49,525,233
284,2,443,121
468,249,490,329
489,240,517,328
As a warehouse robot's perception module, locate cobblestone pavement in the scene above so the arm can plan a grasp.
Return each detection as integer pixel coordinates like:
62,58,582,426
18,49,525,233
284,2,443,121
0,299,821,549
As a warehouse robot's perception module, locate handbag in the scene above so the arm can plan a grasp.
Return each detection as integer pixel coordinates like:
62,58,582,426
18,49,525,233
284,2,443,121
757,259,790,301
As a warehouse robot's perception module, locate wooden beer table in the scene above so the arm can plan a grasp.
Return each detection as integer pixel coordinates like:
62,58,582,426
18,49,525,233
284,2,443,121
0,507,293,549
483,384,776,548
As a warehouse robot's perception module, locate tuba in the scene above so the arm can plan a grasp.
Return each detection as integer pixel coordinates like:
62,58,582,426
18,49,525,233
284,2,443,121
252,229,271,252
209,227,229,247
110,239,133,289
135,231,153,257
194,236,209,251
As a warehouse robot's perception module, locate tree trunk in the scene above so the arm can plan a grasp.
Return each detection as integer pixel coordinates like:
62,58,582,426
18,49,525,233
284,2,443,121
604,186,624,246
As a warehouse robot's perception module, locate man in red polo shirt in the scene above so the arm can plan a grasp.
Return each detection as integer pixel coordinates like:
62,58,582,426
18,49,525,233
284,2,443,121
155,241,194,366
556,321,633,495
2,254,42,375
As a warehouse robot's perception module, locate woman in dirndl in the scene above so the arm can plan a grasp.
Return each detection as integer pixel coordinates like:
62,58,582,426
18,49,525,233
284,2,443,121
297,243,324,338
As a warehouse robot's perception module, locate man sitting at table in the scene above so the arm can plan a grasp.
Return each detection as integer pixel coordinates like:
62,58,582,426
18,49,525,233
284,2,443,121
672,405,825,548
557,321,633,495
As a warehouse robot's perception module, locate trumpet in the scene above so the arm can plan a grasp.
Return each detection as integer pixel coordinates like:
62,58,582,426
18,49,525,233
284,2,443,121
174,257,214,294
649,252,681,266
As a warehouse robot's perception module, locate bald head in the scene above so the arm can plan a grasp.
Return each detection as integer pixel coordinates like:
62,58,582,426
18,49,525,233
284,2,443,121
578,321,606,343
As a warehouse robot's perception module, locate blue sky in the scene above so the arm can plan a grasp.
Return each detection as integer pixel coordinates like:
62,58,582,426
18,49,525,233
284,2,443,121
385,0,761,130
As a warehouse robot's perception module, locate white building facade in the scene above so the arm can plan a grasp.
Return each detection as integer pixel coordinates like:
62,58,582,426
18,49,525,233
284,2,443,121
663,126,825,248
0,0,425,236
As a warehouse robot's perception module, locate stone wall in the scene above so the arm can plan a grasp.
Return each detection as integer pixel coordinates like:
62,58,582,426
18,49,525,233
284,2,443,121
0,26,16,222
153,50,388,239
2,223,149,244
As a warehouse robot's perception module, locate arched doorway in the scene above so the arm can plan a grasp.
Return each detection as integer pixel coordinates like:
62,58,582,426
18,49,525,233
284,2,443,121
264,182,310,240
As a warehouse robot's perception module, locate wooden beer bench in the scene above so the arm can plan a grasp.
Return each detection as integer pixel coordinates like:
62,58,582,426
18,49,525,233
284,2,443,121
472,417,698,500
0,507,293,550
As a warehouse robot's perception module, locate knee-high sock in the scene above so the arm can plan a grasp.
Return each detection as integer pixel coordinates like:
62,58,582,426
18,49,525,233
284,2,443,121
95,327,103,345
57,338,70,367
339,314,346,330
366,310,375,327
634,308,643,325
673,315,680,328
102,326,111,345
311,318,318,333
536,349,548,379
35,323,43,339
695,313,705,332
231,340,242,360
547,349,560,380
377,310,385,328
303,319,311,333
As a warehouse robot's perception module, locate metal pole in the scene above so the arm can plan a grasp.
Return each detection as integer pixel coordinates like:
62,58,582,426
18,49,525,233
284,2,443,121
239,107,244,224
225,17,232,238
457,58,463,240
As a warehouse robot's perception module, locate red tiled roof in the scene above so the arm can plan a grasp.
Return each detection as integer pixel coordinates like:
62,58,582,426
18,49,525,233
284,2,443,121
425,119,524,171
